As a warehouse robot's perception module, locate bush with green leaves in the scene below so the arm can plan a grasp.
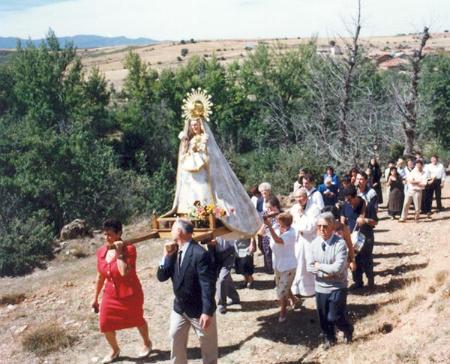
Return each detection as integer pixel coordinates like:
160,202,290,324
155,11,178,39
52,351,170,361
0,210,54,276
230,146,327,195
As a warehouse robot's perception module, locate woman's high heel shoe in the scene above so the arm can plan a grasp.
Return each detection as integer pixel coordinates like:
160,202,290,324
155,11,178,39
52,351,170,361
102,350,120,364
137,342,152,358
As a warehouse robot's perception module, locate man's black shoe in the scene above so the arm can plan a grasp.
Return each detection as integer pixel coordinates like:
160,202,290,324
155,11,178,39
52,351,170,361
343,327,354,344
322,338,335,350
226,298,241,306
349,283,363,291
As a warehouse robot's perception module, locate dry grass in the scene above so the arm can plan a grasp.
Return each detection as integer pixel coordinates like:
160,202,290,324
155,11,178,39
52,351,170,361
442,282,450,299
406,293,427,311
434,270,449,286
0,292,26,305
395,347,419,363
69,244,90,258
21,323,77,356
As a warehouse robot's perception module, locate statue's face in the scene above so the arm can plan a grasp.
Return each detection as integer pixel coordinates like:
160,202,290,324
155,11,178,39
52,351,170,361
192,101,204,118
190,119,202,135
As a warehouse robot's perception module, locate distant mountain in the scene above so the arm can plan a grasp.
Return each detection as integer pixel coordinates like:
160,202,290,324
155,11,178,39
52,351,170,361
0,35,159,49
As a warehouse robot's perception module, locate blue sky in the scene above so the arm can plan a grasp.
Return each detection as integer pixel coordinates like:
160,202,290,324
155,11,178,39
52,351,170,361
0,0,449,40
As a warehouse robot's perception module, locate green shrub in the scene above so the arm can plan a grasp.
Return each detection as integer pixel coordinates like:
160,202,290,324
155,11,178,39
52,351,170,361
230,146,326,195
0,211,54,276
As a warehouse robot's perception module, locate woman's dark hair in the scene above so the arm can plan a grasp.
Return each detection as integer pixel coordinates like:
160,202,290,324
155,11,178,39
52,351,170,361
358,171,368,180
303,173,314,183
267,195,281,211
326,166,334,173
350,167,359,175
343,185,358,198
249,185,260,196
322,205,340,220
342,174,352,184
390,166,398,174
103,218,122,234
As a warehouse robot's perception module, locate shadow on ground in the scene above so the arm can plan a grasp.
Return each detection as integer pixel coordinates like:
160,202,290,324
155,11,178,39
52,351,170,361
376,262,428,277
373,252,419,259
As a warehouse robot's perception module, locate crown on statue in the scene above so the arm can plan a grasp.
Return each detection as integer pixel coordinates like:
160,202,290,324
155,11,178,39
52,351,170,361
182,88,213,122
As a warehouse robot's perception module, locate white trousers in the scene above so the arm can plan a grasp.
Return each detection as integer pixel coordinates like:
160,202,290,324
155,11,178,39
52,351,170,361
169,310,218,364
400,190,422,220
291,237,315,297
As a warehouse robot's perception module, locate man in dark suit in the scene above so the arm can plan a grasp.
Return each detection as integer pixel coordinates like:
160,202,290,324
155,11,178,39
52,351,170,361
157,219,217,364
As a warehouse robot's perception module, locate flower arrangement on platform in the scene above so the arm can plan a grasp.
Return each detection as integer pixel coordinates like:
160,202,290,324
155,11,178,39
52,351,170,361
189,201,227,220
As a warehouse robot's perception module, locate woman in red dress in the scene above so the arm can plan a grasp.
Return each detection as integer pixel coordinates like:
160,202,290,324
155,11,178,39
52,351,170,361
92,219,152,363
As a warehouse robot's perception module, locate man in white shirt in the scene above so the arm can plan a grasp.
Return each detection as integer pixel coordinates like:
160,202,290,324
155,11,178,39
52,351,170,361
424,155,446,212
399,160,429,222
403,158,415,194
303,174,325,211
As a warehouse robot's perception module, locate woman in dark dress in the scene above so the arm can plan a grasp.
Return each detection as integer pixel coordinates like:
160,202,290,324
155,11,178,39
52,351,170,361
368,158,383,204
387,167,404,219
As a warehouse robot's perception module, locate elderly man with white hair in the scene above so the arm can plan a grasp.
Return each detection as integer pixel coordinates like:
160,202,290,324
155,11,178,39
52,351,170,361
289,187,321,298
308,212,353,349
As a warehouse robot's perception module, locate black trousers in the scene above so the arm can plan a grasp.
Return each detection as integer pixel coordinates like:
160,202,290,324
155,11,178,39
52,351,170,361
422,184,433,214
315,288,353,341
352,236,374,286
427,179,443,210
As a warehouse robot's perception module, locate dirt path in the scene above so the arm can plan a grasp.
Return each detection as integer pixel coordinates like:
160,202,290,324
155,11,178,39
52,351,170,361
1,182,449,364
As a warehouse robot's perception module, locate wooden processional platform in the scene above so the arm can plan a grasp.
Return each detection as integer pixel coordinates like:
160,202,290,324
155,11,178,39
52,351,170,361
125,213,231,245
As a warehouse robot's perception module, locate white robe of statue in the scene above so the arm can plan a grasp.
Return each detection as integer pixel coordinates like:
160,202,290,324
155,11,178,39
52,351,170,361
168,118,262,238
289,201,321,296
177,133,211,212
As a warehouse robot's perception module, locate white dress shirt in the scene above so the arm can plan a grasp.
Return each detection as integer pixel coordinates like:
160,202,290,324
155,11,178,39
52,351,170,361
425,163,446,182
306,188,324,211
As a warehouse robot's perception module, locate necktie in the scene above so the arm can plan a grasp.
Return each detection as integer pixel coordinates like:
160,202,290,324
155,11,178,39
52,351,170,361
178,249,183,269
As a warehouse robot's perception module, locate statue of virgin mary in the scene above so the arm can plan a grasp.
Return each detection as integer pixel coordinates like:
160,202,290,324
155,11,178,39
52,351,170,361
165,88,262,238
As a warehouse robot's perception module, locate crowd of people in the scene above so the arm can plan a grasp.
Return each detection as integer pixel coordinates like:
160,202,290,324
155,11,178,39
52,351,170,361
91,154,446,363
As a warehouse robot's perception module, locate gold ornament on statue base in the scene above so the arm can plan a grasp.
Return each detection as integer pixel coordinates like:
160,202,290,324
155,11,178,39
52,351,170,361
182,88,213,121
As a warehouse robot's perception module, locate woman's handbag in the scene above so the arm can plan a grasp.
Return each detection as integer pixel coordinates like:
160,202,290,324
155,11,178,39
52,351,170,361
351,225,366,253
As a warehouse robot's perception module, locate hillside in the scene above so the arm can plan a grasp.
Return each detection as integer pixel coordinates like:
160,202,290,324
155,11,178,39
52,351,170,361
0,181,449,363
0,35,158,49
78,32,450,90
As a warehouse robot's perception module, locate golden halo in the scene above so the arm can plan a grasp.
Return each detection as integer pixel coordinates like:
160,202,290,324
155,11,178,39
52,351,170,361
182,88,213,122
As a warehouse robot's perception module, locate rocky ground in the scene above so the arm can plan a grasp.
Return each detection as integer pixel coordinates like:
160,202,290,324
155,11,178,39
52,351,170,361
0,181,449,364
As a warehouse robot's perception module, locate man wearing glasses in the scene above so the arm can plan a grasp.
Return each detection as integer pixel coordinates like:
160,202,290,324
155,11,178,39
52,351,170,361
307,212,353,349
